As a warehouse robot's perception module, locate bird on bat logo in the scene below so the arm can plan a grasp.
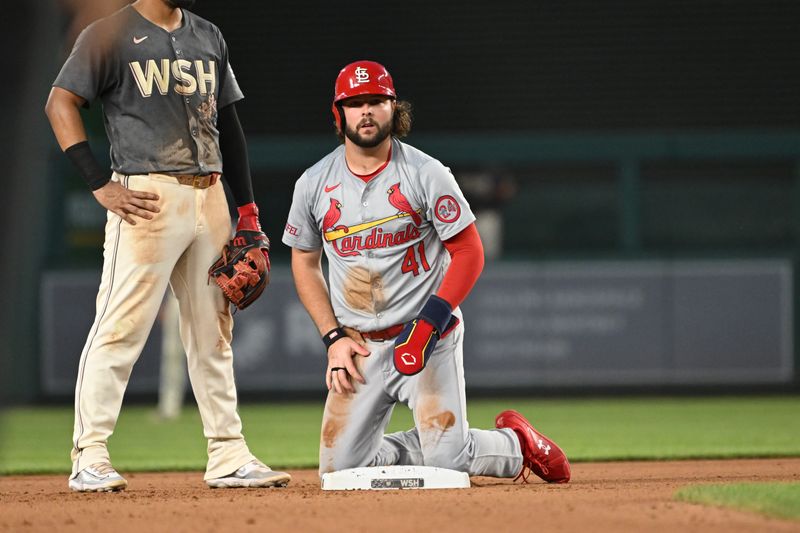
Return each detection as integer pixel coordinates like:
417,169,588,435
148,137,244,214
387,182,422,226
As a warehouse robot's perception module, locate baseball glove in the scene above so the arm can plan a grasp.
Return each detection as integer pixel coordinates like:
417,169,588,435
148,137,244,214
208,229,271,310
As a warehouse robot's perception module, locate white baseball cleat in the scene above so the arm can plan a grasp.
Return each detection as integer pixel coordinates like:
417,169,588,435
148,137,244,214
68,462,128,492
206,460,291,488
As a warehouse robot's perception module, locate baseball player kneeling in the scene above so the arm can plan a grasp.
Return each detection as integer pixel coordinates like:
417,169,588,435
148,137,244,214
283,60,570,483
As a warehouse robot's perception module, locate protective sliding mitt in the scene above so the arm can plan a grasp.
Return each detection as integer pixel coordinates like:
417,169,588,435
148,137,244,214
208,203,271,310
393,295,460,375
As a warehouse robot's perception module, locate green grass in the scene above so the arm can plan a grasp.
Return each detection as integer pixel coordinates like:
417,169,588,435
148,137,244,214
1,396,800,474
675,482,800,521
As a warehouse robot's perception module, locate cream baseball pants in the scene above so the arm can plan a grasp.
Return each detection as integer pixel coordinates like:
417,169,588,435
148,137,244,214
70,172,254,480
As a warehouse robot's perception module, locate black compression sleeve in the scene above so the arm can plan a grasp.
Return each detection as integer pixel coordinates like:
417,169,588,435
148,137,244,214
218,103,255,206
64,141,110,190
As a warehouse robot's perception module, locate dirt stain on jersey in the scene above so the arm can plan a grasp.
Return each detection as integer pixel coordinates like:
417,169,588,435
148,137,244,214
157,138,192,169
343,266,385,314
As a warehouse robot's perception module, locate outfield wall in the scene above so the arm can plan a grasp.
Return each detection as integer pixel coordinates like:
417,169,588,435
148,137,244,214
40,260,792,396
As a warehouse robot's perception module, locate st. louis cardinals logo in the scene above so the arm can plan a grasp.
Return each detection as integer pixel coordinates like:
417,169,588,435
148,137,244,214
322,185,423,257
387,183,422,226
323,198,343,231
354,66,370,83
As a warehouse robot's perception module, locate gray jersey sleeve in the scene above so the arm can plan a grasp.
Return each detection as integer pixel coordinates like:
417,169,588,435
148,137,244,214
54,22,114,103
215,29,243,108
418,159,476,241
283,172,323,251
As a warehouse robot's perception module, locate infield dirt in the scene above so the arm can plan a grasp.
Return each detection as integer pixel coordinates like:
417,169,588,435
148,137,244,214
1,459,799,532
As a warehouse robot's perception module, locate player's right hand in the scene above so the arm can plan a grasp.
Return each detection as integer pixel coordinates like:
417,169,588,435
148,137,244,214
93,180,160,225
326,339,370,394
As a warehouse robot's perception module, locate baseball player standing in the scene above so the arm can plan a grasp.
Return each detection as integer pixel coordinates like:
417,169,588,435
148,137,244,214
283,60,571,483
45,0,290,491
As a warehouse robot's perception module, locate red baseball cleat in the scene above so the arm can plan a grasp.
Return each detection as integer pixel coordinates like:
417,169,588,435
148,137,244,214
495,409,571,483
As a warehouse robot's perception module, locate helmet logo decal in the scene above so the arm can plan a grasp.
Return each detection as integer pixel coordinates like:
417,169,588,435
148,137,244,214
354,66,370,84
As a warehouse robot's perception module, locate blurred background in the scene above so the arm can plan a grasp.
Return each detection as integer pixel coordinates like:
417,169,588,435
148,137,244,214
1,0,798,405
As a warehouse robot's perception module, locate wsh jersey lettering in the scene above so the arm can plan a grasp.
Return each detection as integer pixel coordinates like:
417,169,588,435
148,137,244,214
129,59,217,97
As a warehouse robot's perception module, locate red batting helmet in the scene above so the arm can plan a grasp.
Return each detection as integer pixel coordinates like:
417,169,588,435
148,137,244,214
332,60,396,131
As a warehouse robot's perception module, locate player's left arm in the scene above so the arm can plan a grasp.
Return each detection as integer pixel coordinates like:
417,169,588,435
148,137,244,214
393,224,484,375
217,102,270,260
218,103,255,208
436,223,485,309
214,29,263,243
393,160,483,376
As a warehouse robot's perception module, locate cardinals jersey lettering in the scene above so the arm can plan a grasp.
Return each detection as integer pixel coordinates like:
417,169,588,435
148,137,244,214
283,138,475,330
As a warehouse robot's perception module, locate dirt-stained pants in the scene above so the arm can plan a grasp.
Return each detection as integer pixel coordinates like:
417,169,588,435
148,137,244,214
71,172,254,480
319,321,523,478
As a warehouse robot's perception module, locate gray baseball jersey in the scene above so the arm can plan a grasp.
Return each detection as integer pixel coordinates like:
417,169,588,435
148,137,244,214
53,5,242,175
282,138,476,330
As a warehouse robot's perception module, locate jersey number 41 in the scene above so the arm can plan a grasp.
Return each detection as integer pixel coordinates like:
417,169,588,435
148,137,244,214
401,242,431,277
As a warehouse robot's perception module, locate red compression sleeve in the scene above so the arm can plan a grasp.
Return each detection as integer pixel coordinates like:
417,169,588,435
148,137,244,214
436,223,485,308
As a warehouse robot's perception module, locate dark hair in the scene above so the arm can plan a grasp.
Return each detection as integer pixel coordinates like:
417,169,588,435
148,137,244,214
335,99,413,142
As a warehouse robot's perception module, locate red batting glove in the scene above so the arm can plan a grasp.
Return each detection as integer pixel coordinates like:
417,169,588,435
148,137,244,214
236,202,262,232
236,202,270,272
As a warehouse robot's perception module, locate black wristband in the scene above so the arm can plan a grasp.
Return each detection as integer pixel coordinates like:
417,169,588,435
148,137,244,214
64,141,110,190
322,327,346,349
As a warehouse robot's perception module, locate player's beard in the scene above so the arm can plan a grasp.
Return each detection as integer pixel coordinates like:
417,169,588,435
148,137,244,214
345,118,392,148
164,0,196,8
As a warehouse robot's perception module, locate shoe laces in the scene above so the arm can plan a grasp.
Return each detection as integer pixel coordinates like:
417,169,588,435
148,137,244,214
90,462,117,475
516,456,550,483
515,428,550,484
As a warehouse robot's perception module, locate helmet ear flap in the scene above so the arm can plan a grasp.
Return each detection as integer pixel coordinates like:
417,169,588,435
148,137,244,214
332,103,345,133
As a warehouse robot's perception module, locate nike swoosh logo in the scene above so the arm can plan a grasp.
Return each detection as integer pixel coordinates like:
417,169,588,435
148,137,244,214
133,36,148,44
324,183,341,193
